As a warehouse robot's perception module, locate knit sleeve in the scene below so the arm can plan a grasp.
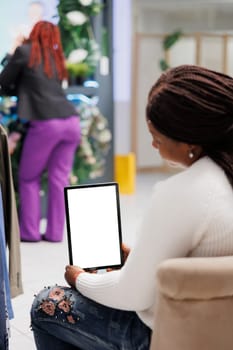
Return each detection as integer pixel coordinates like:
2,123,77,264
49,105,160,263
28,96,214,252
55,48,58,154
76,175,208,311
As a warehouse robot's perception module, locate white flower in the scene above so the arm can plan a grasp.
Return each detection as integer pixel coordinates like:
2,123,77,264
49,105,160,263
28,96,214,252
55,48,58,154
91,106,100,117
67,49,88,63
98,130,112,143
90,169,103,179
86,156,96,165
96,121,106,130
66,11,87,26
79,0,93,5
70,174,78,184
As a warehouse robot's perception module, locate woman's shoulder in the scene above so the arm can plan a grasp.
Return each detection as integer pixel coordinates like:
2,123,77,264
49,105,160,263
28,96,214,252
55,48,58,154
11,43,30,64
15,43,31,57
154,157,232,200
187,157,231,194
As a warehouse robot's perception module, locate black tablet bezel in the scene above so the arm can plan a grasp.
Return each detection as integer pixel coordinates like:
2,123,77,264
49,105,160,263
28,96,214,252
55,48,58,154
64,182,124,271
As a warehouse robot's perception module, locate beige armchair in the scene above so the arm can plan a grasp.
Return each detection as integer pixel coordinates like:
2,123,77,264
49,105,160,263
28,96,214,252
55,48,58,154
150,256,233,350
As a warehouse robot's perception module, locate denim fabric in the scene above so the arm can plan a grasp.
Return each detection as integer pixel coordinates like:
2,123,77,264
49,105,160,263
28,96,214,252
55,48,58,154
31,286,151,350
0,188,13,349
0,189,13,320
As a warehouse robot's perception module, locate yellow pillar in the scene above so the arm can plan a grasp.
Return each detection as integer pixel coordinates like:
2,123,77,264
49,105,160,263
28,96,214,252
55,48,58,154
114,153,136,194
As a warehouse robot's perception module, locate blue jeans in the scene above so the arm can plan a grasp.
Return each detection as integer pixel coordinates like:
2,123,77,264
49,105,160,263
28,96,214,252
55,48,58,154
31,286,151,350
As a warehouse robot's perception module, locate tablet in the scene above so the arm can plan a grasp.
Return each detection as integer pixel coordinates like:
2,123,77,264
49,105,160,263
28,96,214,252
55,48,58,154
64,182,123,271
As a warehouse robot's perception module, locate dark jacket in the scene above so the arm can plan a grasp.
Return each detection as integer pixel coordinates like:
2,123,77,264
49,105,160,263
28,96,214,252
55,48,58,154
0,44,78,121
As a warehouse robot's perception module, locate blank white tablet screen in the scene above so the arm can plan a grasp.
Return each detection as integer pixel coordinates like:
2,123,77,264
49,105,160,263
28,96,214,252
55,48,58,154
66,184,122,269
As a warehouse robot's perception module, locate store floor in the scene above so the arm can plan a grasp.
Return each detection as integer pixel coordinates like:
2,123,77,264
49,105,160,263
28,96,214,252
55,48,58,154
9,172,170,350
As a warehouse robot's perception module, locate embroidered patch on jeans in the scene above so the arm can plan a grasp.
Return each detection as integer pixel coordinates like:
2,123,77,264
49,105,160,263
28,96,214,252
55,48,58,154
49,287,65,301
37,287,79,324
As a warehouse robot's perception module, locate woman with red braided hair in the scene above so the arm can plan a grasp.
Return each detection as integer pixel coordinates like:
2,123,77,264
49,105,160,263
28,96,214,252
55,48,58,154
0,21,80,242
29,64,233,349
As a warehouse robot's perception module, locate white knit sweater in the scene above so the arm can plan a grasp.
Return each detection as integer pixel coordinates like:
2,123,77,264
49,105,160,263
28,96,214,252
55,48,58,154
76,157,233,329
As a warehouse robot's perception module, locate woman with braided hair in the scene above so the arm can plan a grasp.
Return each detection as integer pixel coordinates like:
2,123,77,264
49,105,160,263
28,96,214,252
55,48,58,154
30,65,233,349
146,64,233,185
0,21,81,242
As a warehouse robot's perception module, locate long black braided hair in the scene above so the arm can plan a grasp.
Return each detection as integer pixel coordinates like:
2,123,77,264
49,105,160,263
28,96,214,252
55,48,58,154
146,64,233,186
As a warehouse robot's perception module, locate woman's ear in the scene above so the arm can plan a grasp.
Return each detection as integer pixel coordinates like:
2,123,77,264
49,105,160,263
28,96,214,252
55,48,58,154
188,145,203,162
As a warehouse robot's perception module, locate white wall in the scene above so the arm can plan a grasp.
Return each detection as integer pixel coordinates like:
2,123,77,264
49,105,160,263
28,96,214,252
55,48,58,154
132,0,233,169
0,0,58,61
0,0,29,60
113,0,132,154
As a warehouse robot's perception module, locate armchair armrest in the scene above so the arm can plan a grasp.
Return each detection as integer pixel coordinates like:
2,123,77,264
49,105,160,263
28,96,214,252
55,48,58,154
150,256,233,350
157,256,233,300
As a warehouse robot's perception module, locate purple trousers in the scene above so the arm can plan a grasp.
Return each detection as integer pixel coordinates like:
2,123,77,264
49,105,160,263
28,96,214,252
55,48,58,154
19,116,80,242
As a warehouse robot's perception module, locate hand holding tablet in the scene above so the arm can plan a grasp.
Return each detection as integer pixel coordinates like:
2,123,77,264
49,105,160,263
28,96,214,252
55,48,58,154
64,265,85,287
64,182,124,271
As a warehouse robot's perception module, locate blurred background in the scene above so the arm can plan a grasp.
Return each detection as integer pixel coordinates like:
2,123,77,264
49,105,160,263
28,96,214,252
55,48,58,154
1,0,233,189
1,1,233,348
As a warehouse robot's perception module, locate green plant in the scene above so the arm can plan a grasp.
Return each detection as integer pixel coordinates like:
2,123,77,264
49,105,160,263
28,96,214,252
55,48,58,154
163,30,183,50
159,29,183,71
159,59,170,72
58,0,103,78
66,62,92,78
